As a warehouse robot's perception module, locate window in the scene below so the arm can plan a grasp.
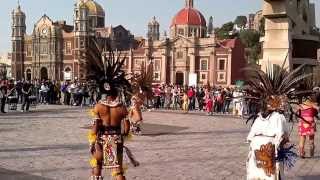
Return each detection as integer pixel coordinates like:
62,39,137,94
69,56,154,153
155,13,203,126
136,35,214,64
154,72,160,81
200,59,208,71
217,72,226,82
65,42,72,55
176,51,183,59
40,44,48,54
178,28,184,35
80,40,85,48
27,45,32,57
154,59,160,71
201,74,206,80
218,59,226,71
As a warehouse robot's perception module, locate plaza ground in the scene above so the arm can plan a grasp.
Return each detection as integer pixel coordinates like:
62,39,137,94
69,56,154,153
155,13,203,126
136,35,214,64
0,105,320,180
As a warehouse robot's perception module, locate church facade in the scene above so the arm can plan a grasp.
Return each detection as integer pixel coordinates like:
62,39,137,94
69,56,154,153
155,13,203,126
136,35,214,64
11,0,246,86
123,0,247,86
11,0,136,81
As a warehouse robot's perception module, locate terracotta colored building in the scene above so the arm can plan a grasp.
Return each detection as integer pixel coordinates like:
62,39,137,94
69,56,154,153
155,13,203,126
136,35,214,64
123,0,247,86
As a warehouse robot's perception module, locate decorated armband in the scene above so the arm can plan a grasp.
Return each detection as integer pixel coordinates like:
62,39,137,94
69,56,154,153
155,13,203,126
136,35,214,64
88,130,97,144
89,109,100,125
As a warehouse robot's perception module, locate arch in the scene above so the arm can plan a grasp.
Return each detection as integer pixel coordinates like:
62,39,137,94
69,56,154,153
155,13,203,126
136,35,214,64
63,66,72,81
40,67,48,80
26,69,32,81
176,71,184,85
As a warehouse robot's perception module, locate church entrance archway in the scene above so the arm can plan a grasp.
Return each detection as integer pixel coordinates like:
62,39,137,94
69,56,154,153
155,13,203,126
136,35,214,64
176,72,184,85
26,69,31,81
40,67,48,80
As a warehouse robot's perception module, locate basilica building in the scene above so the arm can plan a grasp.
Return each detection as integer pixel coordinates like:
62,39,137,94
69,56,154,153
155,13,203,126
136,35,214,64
125,0,246,86
11,0,246,86
11,0,137,81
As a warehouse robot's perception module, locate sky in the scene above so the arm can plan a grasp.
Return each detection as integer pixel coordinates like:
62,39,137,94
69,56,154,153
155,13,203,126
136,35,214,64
0,0,319,54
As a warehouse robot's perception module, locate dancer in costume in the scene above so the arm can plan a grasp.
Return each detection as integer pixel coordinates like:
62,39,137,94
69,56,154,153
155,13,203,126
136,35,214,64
245,63,313,180
84,38,138,180
297,95,319,158
129,64,153,135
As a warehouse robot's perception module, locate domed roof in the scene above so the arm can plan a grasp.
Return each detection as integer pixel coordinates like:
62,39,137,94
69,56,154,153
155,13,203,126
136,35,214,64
78,0,105,16
171,7,206,27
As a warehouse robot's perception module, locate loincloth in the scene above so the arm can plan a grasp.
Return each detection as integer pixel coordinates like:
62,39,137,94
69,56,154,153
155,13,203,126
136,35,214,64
99,134,123,169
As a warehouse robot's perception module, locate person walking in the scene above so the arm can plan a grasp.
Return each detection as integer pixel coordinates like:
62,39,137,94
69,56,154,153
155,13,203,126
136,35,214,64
0,81,7,113
21,81,32,112
297,96,319,158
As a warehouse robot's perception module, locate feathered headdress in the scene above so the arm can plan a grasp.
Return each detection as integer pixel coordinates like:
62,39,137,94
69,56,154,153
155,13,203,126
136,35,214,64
244,59,314,119
131,63,154,99
83,38,131,96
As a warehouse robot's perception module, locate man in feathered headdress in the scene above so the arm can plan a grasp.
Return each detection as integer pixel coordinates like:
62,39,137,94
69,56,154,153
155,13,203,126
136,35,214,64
129,63,153,135
84,38,137,180
245,62,313,180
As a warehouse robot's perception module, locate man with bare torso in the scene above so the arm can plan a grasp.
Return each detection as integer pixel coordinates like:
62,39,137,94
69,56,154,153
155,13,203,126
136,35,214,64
89,93,130,180
128,94,144,135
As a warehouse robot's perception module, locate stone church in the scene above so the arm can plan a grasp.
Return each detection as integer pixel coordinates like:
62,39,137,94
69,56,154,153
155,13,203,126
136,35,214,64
11,0,137,81
124,0,247,86
11,0,247,86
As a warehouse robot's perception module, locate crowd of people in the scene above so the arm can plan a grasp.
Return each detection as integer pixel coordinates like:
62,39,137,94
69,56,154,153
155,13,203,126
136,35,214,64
151,84,258,117
0,79,100,113
0,79,259,117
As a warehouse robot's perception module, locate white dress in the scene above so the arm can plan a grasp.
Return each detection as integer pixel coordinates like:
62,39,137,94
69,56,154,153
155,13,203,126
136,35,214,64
247,112,288,180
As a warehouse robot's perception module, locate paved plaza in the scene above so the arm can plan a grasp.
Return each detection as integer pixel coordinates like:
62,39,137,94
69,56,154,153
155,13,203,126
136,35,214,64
0,105,320,180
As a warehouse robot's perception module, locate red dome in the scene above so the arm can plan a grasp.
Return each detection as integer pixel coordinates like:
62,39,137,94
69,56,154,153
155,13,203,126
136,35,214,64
171,8,206,27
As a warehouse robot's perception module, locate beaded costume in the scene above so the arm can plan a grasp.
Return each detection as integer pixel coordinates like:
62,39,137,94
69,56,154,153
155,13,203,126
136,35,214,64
244,62,314,180
84,38,138,180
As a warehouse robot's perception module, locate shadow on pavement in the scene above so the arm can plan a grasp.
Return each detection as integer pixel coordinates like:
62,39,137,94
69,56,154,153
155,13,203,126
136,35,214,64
141,123,247,137
142,123,188,137
0,167,53,180
0,143,87,153
295,175,320,180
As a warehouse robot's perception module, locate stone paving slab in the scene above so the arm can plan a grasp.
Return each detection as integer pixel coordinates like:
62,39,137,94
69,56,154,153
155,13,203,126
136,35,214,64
0,105,320,179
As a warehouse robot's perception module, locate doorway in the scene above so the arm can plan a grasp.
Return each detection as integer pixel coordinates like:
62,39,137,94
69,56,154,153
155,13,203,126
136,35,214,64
40,67,48,80
176,72,184,85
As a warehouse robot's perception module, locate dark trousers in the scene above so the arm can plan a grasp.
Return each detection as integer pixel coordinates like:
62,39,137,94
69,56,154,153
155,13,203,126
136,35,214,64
21,96,30,111
1,98,6,112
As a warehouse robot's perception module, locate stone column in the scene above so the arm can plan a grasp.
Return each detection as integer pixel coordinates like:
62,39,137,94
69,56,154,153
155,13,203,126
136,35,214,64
184,71,189,86
170,50,175,84
227,49,232,86
161,53,167,83
209,49,215,86
189,53,195,73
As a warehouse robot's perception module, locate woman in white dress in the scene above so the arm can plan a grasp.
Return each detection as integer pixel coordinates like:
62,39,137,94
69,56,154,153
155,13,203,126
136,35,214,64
244,63,313,180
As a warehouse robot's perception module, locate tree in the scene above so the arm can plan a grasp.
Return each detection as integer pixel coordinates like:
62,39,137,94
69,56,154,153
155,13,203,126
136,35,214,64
234,16,247,29
259,17,265,36
239,30,261,64
215,22,234,39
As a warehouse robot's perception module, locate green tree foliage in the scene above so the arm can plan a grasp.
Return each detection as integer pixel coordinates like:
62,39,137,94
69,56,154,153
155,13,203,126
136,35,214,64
239,30,261,64
234,16,247,29
215,22,234,39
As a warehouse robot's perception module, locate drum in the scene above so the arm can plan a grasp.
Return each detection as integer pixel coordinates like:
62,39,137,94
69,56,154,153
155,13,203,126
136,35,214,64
7,96,18,110
29,96,37,108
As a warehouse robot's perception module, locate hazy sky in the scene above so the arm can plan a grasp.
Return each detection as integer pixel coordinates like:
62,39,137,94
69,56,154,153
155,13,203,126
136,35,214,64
0,0,319,54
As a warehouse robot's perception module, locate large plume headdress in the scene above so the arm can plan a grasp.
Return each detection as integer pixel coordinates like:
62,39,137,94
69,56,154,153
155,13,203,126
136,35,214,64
82,38,131,96
244,59,314,119
131,62,154,99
